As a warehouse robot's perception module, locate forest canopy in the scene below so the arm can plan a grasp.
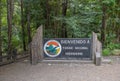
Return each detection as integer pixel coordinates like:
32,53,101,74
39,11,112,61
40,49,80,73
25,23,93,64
0,0,120,60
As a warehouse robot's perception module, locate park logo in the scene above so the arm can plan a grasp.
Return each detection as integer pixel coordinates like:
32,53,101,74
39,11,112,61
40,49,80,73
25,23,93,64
44,40,62,57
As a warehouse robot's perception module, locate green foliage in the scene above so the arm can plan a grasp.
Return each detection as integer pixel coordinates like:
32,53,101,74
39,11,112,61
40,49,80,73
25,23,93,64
102,48,111,56
107,43,120,50
103,43,120,56
0,0,120,55
111,49,120,56
102,0,115,6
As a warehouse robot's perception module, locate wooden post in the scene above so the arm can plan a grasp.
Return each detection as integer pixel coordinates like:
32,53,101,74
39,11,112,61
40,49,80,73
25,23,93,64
95,52,101,66
92,32,97,63
92,32,102,66
30,25,43,65
95,40,102,66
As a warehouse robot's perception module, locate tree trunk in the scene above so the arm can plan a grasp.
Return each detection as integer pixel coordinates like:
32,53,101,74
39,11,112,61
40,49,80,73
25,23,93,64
45,0,50,29
21,0,26,51
7,0,14,60
116,25,120,43
101,5,107,47
0,0,2,62
117,28,120,42
61,0,68,38
27,12,31,44
24,1,32,63
53,1,60,38
27,12,32,64
118,28,120,43
117,0,120,42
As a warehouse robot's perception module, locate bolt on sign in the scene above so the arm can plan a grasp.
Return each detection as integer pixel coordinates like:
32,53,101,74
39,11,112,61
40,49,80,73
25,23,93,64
43,38,92,60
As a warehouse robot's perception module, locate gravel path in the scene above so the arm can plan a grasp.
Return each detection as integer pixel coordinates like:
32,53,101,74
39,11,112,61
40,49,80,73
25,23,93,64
0,57,120,81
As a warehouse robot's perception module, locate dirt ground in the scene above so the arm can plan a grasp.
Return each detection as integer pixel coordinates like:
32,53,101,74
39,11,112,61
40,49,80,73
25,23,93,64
0,56,120,81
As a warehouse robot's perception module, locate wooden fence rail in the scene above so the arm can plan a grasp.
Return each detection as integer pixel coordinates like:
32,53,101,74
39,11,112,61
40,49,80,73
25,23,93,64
0,51,29,66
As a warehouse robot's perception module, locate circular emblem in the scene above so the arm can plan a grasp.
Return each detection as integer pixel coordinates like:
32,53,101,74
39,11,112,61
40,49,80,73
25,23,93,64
44,40,62,57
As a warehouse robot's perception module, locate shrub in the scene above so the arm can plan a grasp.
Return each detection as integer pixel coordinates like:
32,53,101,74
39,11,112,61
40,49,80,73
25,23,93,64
102,48,111,56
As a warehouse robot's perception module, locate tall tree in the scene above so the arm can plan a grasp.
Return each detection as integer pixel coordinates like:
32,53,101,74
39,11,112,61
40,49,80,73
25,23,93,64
27,11,32,63
101,3,107,46
0,0,2,62
45,0,50,29
117,0,120,42
7,0,14,59
21,0,26,51
61,0,68,38
26,2,31,44
26,1,32,63
53,0,60,38
27,12,31,44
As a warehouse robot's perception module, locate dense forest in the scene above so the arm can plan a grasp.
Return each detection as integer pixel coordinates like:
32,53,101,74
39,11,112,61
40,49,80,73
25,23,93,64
0,0,120,62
